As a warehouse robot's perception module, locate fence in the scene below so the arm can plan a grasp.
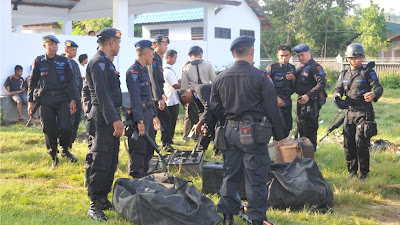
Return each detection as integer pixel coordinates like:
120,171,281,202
342,63,400,76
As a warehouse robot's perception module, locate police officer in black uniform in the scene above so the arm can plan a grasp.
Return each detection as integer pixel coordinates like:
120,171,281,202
210,36,284,225
177,84,216,151
28,35,78,169
265,44,296,138
84,27,124,221
293,43,327,150
334,43,383,182
148,35,174,151
126,40,161,178
63,40,83,148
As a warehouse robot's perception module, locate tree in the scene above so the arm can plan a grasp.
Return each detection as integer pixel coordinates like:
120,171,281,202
355,0,390,57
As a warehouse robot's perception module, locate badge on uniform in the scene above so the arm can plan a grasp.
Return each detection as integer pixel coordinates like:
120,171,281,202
131,72,138,82
370,71,378,80
316,66,324,75
303,71,309,77
98,63,105,71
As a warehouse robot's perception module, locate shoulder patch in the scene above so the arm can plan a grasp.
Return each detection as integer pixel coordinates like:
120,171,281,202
98,63,105,71
369,71,378,80
131,70,138,74
131,73,138,82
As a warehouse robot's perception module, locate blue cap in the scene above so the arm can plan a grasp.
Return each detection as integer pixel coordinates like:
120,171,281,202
135,40,156,50
154,34,170,44
188,46,203,56
293,43,310,53
42,35,60,43
230,36,255,51
64,40,78,48
96,27,121,39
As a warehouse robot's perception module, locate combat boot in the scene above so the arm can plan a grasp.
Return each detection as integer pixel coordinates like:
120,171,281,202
61,147,77,163
87,199,108,221
99,198,114,211
223,214,234,225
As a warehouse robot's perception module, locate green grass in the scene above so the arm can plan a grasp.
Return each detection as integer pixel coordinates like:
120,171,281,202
1,89,400,225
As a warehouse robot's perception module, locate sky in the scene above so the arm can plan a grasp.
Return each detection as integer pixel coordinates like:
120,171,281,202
353,0,400,14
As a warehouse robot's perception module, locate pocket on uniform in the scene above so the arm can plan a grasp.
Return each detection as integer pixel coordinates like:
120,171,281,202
364,121,377,139
91,145,113,171
56,70,66,81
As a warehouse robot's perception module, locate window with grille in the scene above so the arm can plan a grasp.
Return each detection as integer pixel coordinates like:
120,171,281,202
150,29,169,38
191,27,204,40
215,27,231,39
240,29,255,37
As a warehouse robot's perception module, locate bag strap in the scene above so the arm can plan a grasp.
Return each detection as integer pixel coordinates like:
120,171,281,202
195,64,202,84
298,138,304,158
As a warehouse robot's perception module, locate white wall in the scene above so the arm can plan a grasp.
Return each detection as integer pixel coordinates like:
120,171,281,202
143,22,203,40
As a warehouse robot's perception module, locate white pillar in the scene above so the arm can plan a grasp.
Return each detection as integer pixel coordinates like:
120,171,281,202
128,14,135,38
14,25,22,33
0,1,12,95
203,6,215,60
63,20,73,35
113,0,129,36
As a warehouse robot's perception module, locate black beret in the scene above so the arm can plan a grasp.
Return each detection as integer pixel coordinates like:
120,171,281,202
135,40,156,50
188,46,203,56
96,27,121,39
230,36,255,51
154,34,170,44
64,40,78,48
293,43,310,53
42,35,60,43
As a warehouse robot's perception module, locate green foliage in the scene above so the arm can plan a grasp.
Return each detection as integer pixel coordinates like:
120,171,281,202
73,18,114,35
355,0,391,57
324,68,340,91
379,73,400,89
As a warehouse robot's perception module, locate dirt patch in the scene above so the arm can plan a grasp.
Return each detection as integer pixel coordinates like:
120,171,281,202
368,200,400,224
57,183,72,189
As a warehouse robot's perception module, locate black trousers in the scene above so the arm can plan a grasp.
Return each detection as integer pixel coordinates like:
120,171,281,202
343,110,372,175
279,97,293,138
183,102,199,138
86,106,120,200
71,98,82,145
217,125,270,222
168,104,180,141
40,95,72,153
156,102,172,146
127,109,155,178
296,101,320,150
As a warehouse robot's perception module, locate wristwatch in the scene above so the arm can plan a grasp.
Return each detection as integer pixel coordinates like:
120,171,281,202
138,120,144,124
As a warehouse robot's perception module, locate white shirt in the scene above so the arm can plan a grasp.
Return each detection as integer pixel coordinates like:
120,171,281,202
79,63,86,78
163,64,180,106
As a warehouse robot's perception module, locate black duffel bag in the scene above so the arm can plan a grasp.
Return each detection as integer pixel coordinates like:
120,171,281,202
112,173,222,225
268,157,333,210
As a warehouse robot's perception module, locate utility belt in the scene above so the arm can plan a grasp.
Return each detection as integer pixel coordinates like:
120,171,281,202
227,115,272,145
349,104,372,112
45,89,67,96
298,99,318,119
141,101,155,110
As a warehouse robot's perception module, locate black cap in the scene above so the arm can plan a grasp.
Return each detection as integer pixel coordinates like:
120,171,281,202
188,46,203,56
96,27,121,39
154,34,170,44
64,40,78,48
134,40,156,50
42,35,60,43
230,36,255,51
293,43,310,53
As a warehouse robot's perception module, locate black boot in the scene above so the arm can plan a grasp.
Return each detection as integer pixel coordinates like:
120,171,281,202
84,167,91,188
61,147,77,163
87,199,108,221
49,151,59,170
223,214,234,225
99,198,114,211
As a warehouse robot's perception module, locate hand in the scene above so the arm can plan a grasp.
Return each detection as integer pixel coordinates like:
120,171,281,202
298,94,309,104
274,140,283,148
153,117,161,130
286,72,296,81
138,122,145,136
162,94,168,102
194,122,203,136
277,96,285,107
27,102,33,117
158,99,165,110
70,100,77,114
334,93,342,100
364,92,376,102
112,120,125,137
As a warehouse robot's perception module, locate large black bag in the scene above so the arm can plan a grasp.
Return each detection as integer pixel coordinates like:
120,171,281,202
112,173,222,225
268,157,333,209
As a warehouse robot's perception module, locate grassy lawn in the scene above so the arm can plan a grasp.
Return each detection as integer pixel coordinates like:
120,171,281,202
1,89,400,225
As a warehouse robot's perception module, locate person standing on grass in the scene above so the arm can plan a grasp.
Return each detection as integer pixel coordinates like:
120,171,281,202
3,65,28,121
334,43,383,182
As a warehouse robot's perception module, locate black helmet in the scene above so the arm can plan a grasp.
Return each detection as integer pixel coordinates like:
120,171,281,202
345,43,365,58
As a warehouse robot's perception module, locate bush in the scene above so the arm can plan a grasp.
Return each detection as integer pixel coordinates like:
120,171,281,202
379,74,400,89
324,68,340,91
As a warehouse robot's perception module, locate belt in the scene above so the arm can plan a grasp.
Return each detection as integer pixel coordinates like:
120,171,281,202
279,95,290,99
46,90,65,96
226,120,240,127
349,105,372,112
142,101,155,110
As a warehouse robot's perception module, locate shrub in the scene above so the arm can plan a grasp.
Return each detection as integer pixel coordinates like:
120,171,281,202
379,73,400,89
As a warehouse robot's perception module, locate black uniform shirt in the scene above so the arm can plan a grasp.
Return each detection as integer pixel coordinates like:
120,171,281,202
28,54,77,102
149,52,165,101
69,59,83,95
126,60,156,122
295,58,326,99
210,60,285,141
266,62,296,97
334,66,383,106
3,75,26,92
86,50,122,124
82,79,91,115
